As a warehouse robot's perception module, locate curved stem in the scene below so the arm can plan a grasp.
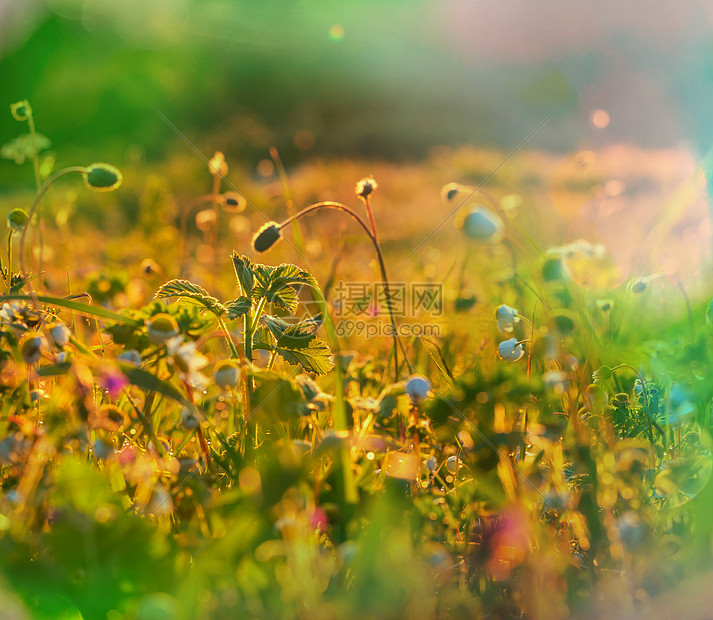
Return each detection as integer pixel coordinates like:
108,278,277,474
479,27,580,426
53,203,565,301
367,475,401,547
19,167,87,294
279,201,401,380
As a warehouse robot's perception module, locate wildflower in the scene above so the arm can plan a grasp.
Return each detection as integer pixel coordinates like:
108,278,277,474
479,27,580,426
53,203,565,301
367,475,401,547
98,366,129,398
405,375,430,403
82,163,123,192
20,334,45,364
495,304,518,333
251,221,281,253
49,322,70,348
355,176,377,199
6,208,29,234
458,205,503,241
146,313,179,345
498,338,524,362
213,360,241,390
117,349,142,367
208,151,228,177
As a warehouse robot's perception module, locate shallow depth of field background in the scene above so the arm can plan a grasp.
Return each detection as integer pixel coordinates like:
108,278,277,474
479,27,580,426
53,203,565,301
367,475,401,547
3,2,713,620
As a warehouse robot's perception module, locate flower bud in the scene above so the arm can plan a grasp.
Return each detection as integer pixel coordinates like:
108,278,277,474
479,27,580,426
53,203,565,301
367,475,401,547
10,100,30,122
458,205,503,241
49,322,70,348
495,304,518,333
117,349,142,367
82,163,123,192
214,360,241,389
181,407,202,430
20,334,45,364
146,313,179,345
219,192,247,213
628,277,648,294
251,221,281,253
405,375,430,403
7,208,29,234
355,176,378,199
441,183,461,202
498,338,524,362
208,152,228,177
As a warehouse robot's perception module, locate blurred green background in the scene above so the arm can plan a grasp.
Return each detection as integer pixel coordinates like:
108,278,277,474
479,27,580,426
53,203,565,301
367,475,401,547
1,0,713,185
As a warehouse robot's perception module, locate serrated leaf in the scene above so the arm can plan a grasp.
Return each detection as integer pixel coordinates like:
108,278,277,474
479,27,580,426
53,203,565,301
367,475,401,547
252,263,317,314
253,326,276,351
155,279,225,316
225,296,251,319
231,253,254,295
274,335,333,375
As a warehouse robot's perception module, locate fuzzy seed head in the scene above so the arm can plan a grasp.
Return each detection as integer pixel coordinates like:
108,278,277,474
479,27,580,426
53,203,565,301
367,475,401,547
83,163,123,192
251,221,281,253
355,176,378,199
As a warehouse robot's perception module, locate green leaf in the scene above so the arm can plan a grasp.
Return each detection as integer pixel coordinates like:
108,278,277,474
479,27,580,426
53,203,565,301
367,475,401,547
0,132,50,165
252,263,317,314
253,325,276,351
251,370,304,421
155,279,225,316
231,253,254,295
3,294,141,325
274,335,333,375
120,365,192,407
262,314,323,347
225,296,251,319
258,315,330,373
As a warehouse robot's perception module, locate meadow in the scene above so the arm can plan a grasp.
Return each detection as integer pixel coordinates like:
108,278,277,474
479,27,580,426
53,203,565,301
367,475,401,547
0,98,712,620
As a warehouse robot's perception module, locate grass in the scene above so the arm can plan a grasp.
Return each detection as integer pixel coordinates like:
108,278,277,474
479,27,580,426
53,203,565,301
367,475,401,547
0,102,711,620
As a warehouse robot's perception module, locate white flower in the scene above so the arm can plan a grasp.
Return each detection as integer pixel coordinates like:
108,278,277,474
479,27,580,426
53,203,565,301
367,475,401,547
498,338,524,362
495,304,519,333
405,375,430,403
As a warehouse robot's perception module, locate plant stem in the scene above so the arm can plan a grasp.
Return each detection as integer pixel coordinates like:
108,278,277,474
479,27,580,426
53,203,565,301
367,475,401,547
19,167,86,294
270,146,305,255
280,201,401,381
6,231,12,294
27,110,43,277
